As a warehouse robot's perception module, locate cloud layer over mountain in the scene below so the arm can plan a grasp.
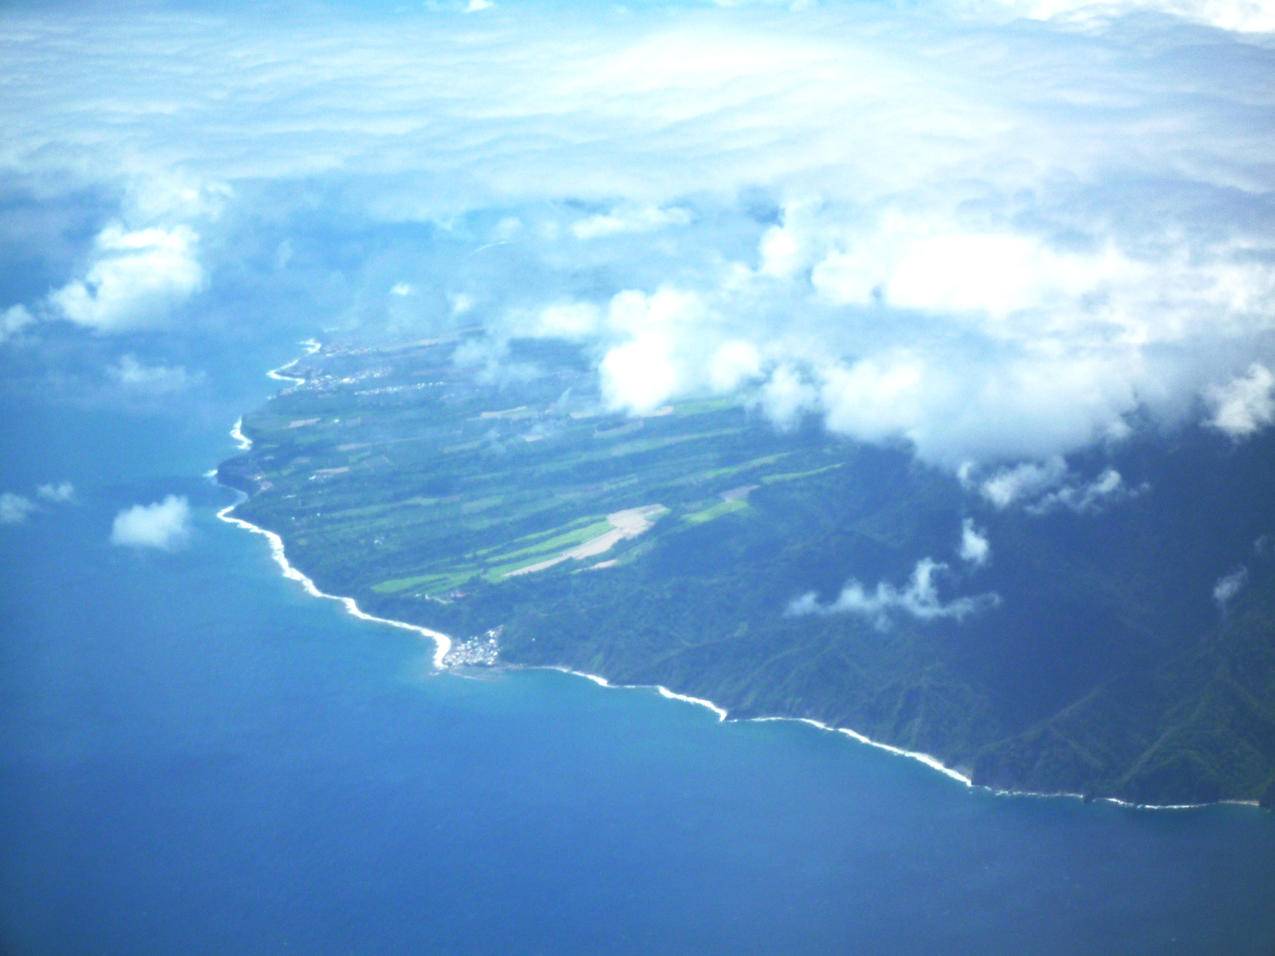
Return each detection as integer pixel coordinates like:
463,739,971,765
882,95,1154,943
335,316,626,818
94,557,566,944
2,0,1273,471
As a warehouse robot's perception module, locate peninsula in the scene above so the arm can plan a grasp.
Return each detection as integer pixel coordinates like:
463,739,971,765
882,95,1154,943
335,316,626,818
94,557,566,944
219,336,1275,807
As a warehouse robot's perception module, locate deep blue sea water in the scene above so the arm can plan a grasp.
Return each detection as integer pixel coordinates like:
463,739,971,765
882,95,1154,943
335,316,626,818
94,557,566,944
2,347,1275,954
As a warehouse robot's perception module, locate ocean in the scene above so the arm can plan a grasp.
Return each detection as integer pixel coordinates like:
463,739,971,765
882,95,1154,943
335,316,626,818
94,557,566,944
2,342,1274,955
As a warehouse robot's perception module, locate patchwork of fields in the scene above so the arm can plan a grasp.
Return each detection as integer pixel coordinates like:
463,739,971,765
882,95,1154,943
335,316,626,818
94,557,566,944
222,336,845,610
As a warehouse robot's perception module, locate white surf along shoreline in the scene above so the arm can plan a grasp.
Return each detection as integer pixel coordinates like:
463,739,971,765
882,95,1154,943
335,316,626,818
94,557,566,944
217,345,452,668
214,342,1260,814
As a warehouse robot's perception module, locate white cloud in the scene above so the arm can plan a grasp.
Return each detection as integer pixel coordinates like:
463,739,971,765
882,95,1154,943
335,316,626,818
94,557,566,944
811,223,1148,321
762,199,1273,464
819,355,927,446
3,3,1275,466
124,174,231,223
0,492,36,525
1205,364,1275,439
759,223,803,279
0,304,33,344
969,0,1275,33
110,495,192,550
980,458,1068,509
389,282,415,297
464,0,494,12
449,292,475,316
600,333,678,414
537,301,601,339
1026,467,1143,515
605,287,707,339
36,481,75,503
49,224,204,332
787,558,1000,629
708,340,762,393
757,200,828,279
959,518,991,566
596,288,714,414
1213,566,1247,610
108,354,202,393
0,483,75,523
978,460,1142,514
571,204,691,240
759,364,817,430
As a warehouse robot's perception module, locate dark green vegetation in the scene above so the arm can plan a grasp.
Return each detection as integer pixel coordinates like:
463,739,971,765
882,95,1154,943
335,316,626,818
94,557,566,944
220,337,1275,806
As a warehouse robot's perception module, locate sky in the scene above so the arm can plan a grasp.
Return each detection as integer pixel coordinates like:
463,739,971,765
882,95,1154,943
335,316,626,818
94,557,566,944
2,0,1273,487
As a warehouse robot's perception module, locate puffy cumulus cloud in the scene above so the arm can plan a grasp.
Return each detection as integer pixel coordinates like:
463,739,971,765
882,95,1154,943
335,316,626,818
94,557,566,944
1026,467,1145,515
0,305,33,344
596,287,724,413
110,495,192,550
758,200,827,279
600,333,678,414
807,348,1148,467
751,201,1274,463
3,2,1275,466
49,224,204,333
708,340,763,393
0,492,36,525
0,482,77,523
36,481,75,503
759,364,818,430
541,195,1268,464
978,458,1069,509
1213,566,1247,610
976,459,1143,513
808,220,1154,322
605,287,708,339
819,355,927,446
786,558,1000,630
1205,363,1275,439
108,354,204,393
959,518,991,566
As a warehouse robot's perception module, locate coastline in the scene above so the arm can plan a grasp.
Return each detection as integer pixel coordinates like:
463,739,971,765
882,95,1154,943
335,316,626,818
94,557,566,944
215,353,451,668
214,341,1264,815
266,361,305,385
542,667,1258,811
229,417,251,451
215,499,453,669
